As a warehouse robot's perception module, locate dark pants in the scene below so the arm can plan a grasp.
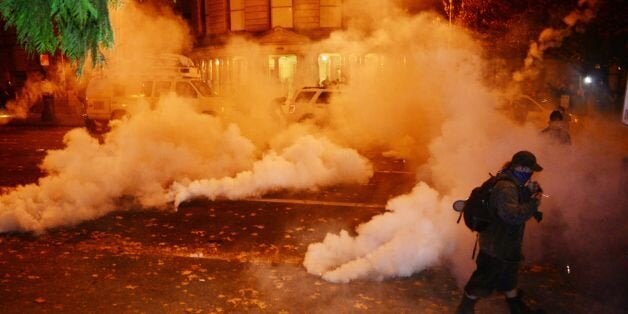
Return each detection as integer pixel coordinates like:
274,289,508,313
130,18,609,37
464,250,519,297
41,95,55,122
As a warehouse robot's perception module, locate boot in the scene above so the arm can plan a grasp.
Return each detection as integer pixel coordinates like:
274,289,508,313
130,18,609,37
455,294,478,314
505,291,545,314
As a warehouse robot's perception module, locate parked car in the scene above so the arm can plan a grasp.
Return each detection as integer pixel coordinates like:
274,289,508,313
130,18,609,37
83,54,224,132
280,86,341,123
507,94,578,128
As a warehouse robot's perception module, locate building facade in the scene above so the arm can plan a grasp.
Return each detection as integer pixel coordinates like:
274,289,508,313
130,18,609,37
0,21,45,90
181,0,375,97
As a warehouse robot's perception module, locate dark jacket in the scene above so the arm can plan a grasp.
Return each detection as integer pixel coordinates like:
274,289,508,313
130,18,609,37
541,121,571,145
479,170,539,262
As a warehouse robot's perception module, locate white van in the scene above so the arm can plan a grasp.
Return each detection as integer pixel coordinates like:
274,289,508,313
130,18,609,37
84,55,223,131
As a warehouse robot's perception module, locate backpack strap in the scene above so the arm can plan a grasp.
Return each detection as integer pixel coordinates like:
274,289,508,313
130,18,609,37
471,173,497,260
492,173,527,208
486,172,518,213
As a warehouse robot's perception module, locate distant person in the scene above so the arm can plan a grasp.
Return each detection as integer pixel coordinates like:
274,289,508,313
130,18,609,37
0,80,15,109
555,106,571,124
541,110,571,145
40,72,56,123
0,85,7,109
457,151,545,314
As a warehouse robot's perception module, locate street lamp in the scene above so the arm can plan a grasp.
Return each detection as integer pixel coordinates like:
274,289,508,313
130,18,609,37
583,75,593,85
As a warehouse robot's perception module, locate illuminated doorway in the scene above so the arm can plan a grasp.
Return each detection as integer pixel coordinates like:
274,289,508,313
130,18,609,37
318,53,342,86
269,54,297,96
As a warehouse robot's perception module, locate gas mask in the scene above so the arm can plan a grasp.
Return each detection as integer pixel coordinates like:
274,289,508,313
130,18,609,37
511,168,533,184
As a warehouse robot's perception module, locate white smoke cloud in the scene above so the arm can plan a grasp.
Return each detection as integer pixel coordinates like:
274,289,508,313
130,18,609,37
170,135,374,208
0,97,257,233
304,182,455,283
0,0,377,234
298,1,517,283
3,0,190,121
1,0,623,297
4,72,58,120
299,8,489,163
301,0,624,288
97,1,193,74
513,0,599,82
305,106,626,286
0,94,374,233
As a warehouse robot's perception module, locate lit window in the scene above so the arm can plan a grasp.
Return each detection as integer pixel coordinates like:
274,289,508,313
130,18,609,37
141,81,153,97
230,0,245,31
231,56,247,86
271,0,293,28
318,53,342,85
278,55,297,82
269,54,297,96
320,0,341,28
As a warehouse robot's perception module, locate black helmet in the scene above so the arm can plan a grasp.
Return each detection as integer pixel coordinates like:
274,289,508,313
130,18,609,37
549,110,564,122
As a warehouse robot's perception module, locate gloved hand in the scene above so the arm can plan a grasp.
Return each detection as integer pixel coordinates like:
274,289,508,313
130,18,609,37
533,211,543,222
527,181,543,194
529,196,542,209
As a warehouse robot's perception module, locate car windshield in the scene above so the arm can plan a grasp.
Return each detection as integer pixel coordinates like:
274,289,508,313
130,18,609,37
517,95,549,112
191,80,213,97
295,91,316,103
175,82,198,98
316,91,334,104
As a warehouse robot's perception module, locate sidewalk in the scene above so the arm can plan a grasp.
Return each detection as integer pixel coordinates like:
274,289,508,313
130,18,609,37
5,98,85,128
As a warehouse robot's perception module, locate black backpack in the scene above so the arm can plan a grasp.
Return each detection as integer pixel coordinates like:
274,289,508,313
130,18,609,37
456,174,504,232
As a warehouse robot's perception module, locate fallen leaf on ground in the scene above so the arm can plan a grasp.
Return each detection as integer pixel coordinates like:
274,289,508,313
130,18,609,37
353,302,368,310
251,299,267,309
227,298,242,305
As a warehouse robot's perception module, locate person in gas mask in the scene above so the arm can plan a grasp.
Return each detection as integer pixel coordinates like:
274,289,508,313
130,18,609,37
457,151,545,314
541,110,571,145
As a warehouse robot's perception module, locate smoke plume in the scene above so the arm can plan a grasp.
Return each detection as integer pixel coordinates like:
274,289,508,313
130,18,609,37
0,96,373,233
304,182,455,283
4,72,57,119
0,0,375,233
0,98,253,233
513,0,599,82
94,0,193,75
302,0,626,291
170,135,373,208
0,0,624,300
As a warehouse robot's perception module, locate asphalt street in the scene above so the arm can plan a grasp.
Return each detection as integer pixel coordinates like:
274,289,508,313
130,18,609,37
0,125,624,314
